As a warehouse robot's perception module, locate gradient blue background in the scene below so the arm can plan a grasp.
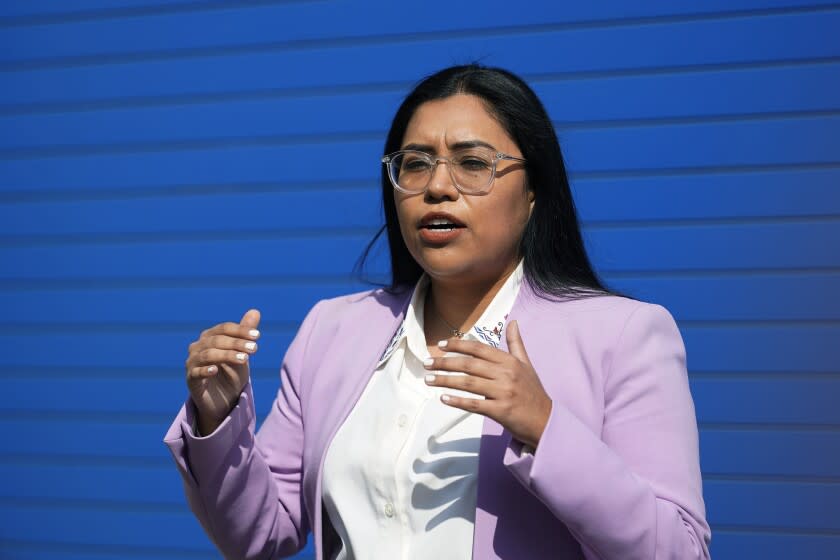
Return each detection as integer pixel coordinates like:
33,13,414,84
1,1,838,558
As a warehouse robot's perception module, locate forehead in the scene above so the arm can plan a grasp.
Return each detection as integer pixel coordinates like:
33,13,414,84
402,94,517,152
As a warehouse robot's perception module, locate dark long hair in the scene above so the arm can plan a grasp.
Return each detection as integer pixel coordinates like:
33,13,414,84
357,64,627,301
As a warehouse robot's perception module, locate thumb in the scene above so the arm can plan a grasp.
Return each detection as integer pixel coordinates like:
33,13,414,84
506,320,532,366
240,308,261,330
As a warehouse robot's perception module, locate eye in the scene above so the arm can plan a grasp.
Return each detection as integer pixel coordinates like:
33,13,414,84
457,157,491,171
401,155,432,172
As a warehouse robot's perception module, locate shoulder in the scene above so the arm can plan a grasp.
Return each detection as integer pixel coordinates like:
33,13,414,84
514,288,683,369
530,292,686,382
517,287,675,332
311,286,412,320
293,285,412,343
282,285,412,371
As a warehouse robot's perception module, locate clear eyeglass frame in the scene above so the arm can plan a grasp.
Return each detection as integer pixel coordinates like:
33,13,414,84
381,148,526,195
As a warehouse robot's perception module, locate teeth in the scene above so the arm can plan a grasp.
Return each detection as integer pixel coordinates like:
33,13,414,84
426,218,456,226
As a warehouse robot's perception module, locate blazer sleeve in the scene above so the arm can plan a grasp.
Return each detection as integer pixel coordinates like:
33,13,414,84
503,302,712,560
163,300,324,560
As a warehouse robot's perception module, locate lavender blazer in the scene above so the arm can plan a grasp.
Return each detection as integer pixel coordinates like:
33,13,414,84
164,282,711,559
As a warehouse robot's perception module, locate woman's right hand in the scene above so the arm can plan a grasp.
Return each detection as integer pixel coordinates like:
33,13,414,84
185,309,262,436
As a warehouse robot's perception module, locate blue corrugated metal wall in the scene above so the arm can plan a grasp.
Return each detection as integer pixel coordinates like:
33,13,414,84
1,1,838,558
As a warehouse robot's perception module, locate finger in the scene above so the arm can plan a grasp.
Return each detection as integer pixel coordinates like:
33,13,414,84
439,393,492,415
203,334,258,354
187,336,258,369
187,364,218,380
202,321,261,341
240,308,261,330
423,355,496,380
191,348,250,368
436,338,506,363
424,371,498,398
505,320,533,366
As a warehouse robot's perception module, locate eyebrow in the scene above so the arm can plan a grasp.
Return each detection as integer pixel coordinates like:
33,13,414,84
401,140,498,153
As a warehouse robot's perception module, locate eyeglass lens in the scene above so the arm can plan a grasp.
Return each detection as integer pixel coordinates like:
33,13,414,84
389,150,495,193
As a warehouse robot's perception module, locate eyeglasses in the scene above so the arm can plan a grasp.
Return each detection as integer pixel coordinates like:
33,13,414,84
381,148,526,195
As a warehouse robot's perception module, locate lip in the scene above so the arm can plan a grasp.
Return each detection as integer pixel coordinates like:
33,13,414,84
418,211,466,229
417,211,466,245
418,227,463,244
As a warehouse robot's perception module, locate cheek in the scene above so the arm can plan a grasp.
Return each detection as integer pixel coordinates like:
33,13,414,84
394,198,418,245
482,193,531,231
469,196,530,253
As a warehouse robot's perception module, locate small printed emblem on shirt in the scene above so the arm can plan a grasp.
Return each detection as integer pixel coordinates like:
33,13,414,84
472,315,508,348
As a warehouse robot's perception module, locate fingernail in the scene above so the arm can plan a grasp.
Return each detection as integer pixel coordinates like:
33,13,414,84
245,341,256,351
422,357,434,367
207,365,217,374
441,395,451,403
438,340,448,348
425,374,435,384
236,352,247,362
249,329,260,338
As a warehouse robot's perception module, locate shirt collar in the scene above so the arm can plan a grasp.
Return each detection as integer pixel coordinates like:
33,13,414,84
377,260,524,366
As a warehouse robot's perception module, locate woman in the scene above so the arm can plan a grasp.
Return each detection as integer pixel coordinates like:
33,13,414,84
165,65,711,559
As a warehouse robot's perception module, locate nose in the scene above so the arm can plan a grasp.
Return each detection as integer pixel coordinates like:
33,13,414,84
424,158,459,201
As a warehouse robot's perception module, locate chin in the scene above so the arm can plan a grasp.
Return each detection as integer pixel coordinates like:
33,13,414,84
416,257,469,277
416,255,491,284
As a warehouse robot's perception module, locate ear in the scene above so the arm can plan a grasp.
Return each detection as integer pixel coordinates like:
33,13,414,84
523,173,536,207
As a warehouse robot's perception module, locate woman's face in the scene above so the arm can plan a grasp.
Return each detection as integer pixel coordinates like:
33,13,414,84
395,94,534,286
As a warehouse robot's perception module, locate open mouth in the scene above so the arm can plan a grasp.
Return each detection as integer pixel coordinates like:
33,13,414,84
420,219,465,233
419,212,467,232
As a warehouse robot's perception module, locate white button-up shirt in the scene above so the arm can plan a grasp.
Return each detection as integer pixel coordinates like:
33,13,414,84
322,261,524,559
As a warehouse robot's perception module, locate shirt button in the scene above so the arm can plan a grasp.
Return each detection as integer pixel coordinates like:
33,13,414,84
397,414,408,427
384,502,395,517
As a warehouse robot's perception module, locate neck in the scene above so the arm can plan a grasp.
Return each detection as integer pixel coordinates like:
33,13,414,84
425,261,520,339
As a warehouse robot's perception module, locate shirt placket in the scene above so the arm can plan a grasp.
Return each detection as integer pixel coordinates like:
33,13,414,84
392,386,427,560
374,343,428,559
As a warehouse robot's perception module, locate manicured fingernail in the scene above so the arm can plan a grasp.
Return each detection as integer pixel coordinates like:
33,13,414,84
441,395,451,403
207,365,217,374
245,341,256,350
249,329,260,338
423,358,434,367
236,352,247,362
438,340,448,348
425,374,435,384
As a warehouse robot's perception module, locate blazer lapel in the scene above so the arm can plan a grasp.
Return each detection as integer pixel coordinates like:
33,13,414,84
472,279,540,557
310,288,413,560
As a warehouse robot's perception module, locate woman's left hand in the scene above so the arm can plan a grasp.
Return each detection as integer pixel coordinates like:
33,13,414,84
423,320,552,449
